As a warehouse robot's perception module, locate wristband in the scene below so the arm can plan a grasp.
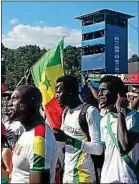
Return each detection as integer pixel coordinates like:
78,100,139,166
66,137,82,149
117,107,126,116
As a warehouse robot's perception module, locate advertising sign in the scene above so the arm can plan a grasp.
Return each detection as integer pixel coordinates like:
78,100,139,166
114,35,120,73
88,73,139,84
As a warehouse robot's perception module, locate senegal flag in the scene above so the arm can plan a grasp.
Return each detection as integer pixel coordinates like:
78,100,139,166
31,38,64,128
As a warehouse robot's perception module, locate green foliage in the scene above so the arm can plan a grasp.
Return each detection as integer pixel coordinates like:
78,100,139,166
63,45,81,83
128,54,139,63
2,43,138,90
1,43,9,83
1,44,81,90
2,44,46,90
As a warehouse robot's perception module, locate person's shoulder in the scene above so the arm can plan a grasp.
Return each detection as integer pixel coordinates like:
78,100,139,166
34,123,46,138
86,105,100,115
86,105,101,124
12,120,23,127
10,121,25,133
2,147,11,153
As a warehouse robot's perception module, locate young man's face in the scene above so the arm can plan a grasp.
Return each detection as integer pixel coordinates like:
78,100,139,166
7,89,25,120
55,82,68,107
98,82,116,109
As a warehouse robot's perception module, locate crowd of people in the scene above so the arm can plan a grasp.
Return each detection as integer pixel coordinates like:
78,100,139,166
1,74,139,184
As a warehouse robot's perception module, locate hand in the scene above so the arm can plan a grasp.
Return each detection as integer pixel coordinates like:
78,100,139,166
87,81,92,88
116,93,128,110
53,128,68,142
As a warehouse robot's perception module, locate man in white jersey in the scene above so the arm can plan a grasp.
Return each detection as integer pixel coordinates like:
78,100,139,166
4,120,25,148
54,75,101,183
2,91,25,148
99,76,139,183
65,76,139,183
9,85,58,183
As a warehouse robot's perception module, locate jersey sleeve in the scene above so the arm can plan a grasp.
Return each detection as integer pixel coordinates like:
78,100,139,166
86,106,101,143
27,124,49,173
81,106,104,155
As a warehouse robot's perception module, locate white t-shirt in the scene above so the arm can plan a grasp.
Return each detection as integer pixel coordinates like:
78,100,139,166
100,110,139,183
11,122,58,183
5,121,25,148
61,103,101,183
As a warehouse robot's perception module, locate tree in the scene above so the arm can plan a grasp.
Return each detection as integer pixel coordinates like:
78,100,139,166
2,44,82,90
1,43,9,83
128,54,139,63
63,45,81,83
3,45,46,90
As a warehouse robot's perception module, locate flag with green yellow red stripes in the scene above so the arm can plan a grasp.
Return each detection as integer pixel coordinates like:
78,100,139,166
31,38,64,128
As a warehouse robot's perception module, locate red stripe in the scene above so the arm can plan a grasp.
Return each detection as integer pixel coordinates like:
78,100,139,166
44,97,63,128
34,124,45,137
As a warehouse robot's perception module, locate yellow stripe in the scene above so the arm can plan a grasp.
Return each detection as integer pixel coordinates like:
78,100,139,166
38,64,63,105
33,136,45,158
38,82,54,105
41,64,63,92
77,136,91,182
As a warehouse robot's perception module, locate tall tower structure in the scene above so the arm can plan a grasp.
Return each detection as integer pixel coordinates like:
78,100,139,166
75,9,134,74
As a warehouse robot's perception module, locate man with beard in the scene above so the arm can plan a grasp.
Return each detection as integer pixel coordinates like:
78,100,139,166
4,90,25,148
9,85,58,184
54,75,102,183
64,75,139,183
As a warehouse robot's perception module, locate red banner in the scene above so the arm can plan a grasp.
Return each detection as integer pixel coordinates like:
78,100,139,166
122,73,139,84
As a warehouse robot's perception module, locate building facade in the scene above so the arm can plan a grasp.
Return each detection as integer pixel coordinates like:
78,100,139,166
75,9,134,74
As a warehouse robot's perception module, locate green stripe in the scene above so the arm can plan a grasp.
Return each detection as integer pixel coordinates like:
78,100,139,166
32,153,45,171
99,141,105,145
30,168,49,173
2,178,8,184
31,38,64,86
73,151,82,183
74,140,82,149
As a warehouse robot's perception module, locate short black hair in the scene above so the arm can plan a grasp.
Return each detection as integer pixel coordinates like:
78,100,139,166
16,85,42,109
56,75,79,94
99,75,126,96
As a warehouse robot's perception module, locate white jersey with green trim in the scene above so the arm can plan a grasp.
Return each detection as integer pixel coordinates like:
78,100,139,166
61,103,101,183
5,120,25,148
11,122,58,183
100,110,139,183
